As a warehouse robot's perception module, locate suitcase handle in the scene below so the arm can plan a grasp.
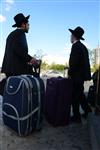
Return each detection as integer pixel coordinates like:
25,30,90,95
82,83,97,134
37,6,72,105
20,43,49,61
30,60,42,77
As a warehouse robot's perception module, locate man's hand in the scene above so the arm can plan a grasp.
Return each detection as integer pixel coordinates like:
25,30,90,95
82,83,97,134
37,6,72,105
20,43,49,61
28,58,42,69
28,57,38,65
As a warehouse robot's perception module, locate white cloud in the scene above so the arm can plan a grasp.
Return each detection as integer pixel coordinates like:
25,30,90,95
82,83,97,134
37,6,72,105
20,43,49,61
5,0,15,11
0,14,6,23
6,0,14,4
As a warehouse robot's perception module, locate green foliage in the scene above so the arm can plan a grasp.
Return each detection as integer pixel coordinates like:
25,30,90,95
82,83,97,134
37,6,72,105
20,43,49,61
89,48,100,73
49,63,65,71
91,64,100,73
41,61,68,71
41,61,50,70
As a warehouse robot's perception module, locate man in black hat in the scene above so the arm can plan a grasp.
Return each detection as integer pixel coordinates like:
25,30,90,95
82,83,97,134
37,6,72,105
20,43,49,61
1,13,37,77
68,26,91,123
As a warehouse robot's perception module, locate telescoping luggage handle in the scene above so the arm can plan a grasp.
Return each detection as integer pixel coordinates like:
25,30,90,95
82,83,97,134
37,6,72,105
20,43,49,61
32,59,42,77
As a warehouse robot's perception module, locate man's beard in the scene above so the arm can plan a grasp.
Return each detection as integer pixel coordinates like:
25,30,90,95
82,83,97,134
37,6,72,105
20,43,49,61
23,28,29,33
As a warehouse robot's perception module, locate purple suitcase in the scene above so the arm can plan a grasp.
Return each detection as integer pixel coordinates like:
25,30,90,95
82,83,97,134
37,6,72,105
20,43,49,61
45,77,72,126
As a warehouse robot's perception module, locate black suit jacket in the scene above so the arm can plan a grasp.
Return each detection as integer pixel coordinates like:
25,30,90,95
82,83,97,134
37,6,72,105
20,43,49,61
68,41,91,82
1,29,32,75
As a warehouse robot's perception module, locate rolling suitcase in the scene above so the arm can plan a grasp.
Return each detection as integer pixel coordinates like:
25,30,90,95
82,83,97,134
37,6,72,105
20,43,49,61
45,77,72,126
2,75,45,136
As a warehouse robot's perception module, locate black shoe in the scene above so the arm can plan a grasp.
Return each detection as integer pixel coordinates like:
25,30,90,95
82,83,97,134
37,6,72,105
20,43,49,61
70,116,82,123
81,113,88,119
87,104,93,112
82,105,93,119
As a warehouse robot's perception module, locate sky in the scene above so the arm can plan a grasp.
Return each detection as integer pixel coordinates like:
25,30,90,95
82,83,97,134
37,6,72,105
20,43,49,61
0,0,100,66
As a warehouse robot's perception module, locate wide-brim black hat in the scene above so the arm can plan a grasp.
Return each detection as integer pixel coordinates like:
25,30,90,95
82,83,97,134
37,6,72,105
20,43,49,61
12,13,30,27
69,26,85,40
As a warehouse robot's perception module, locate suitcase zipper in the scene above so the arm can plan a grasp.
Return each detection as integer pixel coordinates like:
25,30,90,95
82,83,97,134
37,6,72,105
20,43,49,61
6,77,24,95
3,104,39,121
3,102,21,136
3,103,39,136
33,77,41,130
23,76,33,133
20,76,32,135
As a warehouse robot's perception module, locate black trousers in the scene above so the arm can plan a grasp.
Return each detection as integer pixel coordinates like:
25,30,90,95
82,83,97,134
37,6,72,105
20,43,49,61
72,81,89,119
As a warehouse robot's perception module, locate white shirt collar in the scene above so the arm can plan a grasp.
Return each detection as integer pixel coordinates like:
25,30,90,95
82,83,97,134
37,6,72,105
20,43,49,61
72,40,78,45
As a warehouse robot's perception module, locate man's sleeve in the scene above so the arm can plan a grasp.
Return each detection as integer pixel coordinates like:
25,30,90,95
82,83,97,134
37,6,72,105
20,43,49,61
13,33,32,62
68,44,81,75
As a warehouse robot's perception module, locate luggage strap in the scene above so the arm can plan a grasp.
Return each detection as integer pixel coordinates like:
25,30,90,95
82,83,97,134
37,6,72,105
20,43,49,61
21,75,41,130
3,103,39,121
33,77,41,130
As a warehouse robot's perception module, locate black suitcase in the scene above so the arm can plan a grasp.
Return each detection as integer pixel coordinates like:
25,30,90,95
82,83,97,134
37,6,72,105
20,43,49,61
45,77,72,126
2,75,45,136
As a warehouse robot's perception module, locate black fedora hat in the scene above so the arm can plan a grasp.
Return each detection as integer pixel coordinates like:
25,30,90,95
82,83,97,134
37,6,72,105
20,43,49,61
69,26,85,40
12,13,30,27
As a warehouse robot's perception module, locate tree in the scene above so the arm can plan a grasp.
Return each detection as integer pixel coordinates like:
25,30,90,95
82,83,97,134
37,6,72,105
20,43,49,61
41,61,49,70
50,63,65,71
89,48,99,72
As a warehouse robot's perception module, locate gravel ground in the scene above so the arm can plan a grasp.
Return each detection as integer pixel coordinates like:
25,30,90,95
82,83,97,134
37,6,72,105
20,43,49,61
0,99,91,150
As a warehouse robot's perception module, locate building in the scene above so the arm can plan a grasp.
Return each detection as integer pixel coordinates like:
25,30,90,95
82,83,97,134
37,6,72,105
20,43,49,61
94,47,100,65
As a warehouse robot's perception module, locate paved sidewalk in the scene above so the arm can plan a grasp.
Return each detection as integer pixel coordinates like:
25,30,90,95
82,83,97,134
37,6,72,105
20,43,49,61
88,113,100,150
0,95,91,150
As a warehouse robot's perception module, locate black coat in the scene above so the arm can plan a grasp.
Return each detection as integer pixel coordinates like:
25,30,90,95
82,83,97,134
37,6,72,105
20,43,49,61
68,41,91,82
1,29,32,75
